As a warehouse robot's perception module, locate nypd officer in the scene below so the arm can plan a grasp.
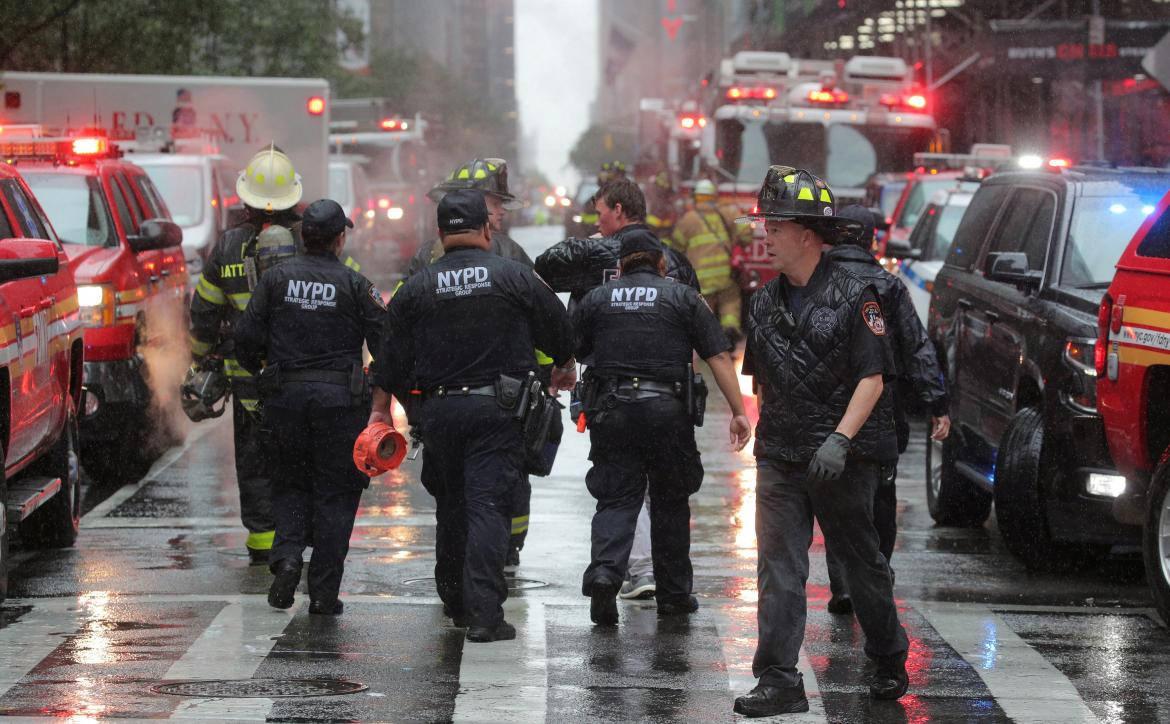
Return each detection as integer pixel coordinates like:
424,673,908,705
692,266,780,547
821,205,951,614
572,227,751,625
368,189,574,642
734,167,909,717
234,199,385,615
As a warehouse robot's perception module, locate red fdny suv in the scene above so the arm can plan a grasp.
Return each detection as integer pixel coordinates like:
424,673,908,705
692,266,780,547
0,163,84,603
1,131,186,485
1096,189,1170,623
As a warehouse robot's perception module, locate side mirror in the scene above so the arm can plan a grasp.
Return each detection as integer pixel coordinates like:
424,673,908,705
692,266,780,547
0,238,61,283
986,251,1042,289
128,218,183,253
885,239,918,260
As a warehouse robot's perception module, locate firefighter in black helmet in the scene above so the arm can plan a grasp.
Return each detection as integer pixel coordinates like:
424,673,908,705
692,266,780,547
733,166,909,717
404,158,560,574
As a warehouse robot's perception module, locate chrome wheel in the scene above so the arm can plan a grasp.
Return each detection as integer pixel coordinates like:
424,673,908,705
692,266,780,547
1159,482,1170,588
929,438,944,500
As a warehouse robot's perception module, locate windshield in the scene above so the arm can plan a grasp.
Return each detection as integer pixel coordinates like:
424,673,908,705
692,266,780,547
21,172,116,247
879,182,906,218
718,119,934,189
329,167,352,209
897,177,959,231
1063,181,1170,287
926,194,972,261
139,164,204,227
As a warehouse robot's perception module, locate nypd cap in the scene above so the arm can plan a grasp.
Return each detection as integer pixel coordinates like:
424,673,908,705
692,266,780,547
438,189,489,234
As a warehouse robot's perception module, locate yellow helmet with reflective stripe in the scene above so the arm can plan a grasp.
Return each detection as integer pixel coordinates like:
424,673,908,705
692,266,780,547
236,143,303,212
427,158,523,210
736,165,861,244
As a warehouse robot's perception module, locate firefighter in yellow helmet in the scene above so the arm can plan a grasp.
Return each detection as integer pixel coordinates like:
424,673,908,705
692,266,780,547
667,179,751,344
644,170,677,239
188,143,305,564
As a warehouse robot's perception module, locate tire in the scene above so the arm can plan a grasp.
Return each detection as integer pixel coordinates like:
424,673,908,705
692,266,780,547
21,407,82,549
1144,454,1170,625
994,407,1094,570
1,441,8,604
926,425,991,527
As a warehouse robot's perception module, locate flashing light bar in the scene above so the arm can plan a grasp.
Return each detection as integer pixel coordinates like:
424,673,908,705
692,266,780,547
807,89,849,104
880,93,929,111
679,114,707,130
379,117,409,131
0,134,119,162
1047,157,1071,168
726,85,777,101
71,137,107,155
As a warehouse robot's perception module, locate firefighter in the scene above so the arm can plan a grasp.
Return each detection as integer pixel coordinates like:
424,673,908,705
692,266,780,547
369,189,574,642
405,158,550,572
734,167,909,717
644,170,677,239
572,227,751,625
821,205,951,614
234,199,385,614
188,143,304,564
668,179,749,344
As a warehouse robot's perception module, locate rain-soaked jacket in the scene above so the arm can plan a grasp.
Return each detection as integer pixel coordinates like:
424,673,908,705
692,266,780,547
826,243,948,451
189,214,360,412
405,230,533,278
535,223,700,309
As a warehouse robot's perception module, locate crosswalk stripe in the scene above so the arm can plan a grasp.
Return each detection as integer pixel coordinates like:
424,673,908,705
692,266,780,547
918,602,1099,724
452,599,547,723
165,598,298,720
711,606,828,722
0,606,82,699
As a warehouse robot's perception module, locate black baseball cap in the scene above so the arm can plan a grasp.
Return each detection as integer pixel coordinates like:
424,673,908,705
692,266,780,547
617,227,663,258
302,198,354,242
437,188,489,234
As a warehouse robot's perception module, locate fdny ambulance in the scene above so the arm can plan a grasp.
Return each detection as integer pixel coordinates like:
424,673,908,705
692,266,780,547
702,52,941,292
0,163,84,603
0,129,187,485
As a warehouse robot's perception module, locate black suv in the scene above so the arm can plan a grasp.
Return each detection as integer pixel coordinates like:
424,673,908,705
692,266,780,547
926,167,1170,568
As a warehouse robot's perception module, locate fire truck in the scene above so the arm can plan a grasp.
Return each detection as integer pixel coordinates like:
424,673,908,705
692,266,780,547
0,128,187,486
701,52,942,292
0,163,84,603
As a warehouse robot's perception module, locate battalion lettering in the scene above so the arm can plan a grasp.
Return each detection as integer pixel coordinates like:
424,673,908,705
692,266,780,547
219,262,247,279
436,266,491,296
610,286,658,310
284,279,337,309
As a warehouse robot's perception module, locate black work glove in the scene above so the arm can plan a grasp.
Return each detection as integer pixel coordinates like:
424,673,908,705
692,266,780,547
807,432,851,484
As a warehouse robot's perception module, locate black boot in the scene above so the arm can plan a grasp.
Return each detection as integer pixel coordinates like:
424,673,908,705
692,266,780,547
443,603,467,628
590,581,618,626
657,595,699,616
267,559,301,610
733,682,809,717
869,651,909,700
466,620,516,642
827,595,854,615
308,599,344,615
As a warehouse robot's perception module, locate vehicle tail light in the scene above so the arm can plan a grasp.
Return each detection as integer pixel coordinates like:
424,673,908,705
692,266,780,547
1095,293,1111,376
905,94,927,109
77,284,115,327
1111,293,1125,334
306,96,326,116
71,137,107,155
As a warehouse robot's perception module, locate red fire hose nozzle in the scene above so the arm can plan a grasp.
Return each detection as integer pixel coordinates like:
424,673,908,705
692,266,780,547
353,422,408,476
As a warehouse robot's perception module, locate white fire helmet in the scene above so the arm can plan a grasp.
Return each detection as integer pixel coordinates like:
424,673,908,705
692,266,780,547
237,143,303,212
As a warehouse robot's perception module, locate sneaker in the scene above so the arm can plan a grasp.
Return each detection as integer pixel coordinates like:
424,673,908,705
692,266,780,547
657,595,699,616
590,581,619,626
618,575,656,600
827,595,854,615
504,547,520,575
466,620,516,642
266,559,301,610
733,683,809,717
308,600,344,616
869,651,909,700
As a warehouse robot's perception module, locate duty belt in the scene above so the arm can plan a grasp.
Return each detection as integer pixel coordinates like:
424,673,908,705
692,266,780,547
281,368,350,386
612,377,683,398
423,384,496,400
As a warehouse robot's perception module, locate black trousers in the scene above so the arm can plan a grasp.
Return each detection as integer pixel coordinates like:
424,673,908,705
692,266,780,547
420,395,524,628
264,382,368,605
232,396,274,552
754,457,908,689
826,461,899,597
581,396,702,605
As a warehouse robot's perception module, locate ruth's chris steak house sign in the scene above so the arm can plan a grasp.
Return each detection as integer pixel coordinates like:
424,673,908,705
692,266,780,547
989,20,1169,79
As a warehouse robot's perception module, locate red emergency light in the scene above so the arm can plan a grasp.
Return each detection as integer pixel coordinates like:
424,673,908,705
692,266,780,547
1047,157,1071,168
71,137,107,155
880,93,929,111
377,197,391,209
726,86,777,101
807,89,849,104
306,96,326,116
679,114,707,130
379,117,409,131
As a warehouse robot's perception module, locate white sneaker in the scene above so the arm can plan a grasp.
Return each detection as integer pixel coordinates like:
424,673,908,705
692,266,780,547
618,575,656,600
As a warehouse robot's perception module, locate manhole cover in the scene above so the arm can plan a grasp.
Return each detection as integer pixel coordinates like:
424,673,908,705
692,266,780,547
402,576,549,591
152,678,368,698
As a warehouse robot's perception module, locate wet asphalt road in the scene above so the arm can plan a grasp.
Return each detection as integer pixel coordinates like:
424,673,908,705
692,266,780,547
3,226,1169,723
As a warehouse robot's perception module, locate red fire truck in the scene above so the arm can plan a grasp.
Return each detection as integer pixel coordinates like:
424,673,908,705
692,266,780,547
0,163,84,603
0,129,187,485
